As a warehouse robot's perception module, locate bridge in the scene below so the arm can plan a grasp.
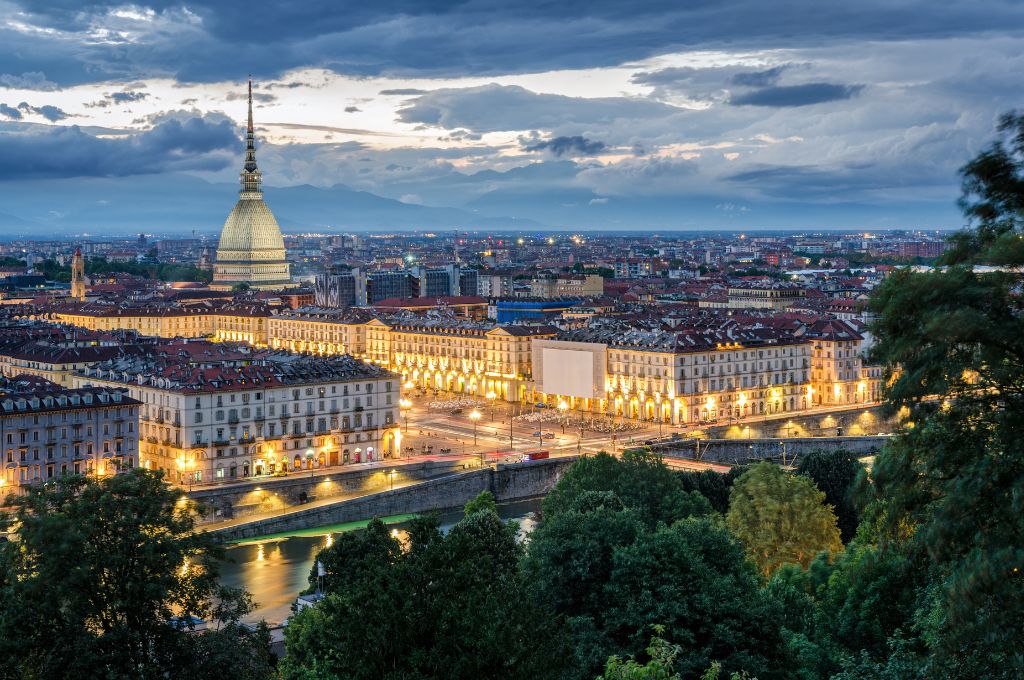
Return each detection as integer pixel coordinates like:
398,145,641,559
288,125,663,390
207,456,578,542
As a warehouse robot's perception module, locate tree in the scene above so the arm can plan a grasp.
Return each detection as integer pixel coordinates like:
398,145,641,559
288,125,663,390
543,450,712,527
726,463,843,576
523,491,645,675
283,511,568,680
863,112,1024,675
0,470,273,680
463,489,498,516
796,449,863,542
598,627,682,680
601,518,792,678
676,465,749,515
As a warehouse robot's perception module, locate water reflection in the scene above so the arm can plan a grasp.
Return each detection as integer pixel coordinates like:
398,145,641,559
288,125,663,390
219,498,542,625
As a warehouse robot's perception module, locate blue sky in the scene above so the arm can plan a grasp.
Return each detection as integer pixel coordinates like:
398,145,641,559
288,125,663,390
0,1,1021,231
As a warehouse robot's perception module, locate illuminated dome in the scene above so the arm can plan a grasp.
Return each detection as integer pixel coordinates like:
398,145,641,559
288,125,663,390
212,79,292,290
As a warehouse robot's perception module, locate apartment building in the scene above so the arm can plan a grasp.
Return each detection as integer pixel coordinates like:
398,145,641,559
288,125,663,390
365,317,556,402
75,353,400,486
0,376,140,492
530,313,884,424
43,301,273,345
267,308,373,356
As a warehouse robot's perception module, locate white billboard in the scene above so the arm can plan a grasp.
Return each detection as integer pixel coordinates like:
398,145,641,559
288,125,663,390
541,347,597,398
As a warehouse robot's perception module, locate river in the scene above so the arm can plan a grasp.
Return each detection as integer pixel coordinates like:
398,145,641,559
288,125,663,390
218,498,543,626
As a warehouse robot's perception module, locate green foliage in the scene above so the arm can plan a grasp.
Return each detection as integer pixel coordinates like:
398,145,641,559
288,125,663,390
726,462,843,576
36,256,213,283
463,489,498,516
676,466,749,514
796,449,863,542
283,513,568,680
598,627,682,680
0,470,273,680
543,450,713,527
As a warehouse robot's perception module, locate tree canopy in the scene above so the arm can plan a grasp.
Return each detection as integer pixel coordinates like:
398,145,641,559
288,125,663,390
726,462,843,576
0,470,274,680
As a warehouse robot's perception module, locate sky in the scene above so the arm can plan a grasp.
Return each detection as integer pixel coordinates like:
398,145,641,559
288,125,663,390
0,1,1021,232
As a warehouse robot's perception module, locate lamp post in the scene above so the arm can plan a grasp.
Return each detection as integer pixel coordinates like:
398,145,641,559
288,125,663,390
399,398,412,433
486,390,497,420
388,468,396,491
558,400,568,434
469,409,482,467
469,409,481,446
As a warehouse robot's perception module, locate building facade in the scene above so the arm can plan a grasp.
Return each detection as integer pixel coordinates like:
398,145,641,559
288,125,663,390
0,377,139,493
75,354,400,486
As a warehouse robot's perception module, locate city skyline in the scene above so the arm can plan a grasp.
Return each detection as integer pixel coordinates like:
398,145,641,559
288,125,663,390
0,1,1020,232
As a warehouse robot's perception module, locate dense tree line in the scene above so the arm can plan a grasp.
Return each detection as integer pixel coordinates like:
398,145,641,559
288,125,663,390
35,257,212,283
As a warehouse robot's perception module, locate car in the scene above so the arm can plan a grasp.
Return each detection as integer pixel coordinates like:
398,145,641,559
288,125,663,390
451,408,464,414
543,432,555,439
534,402,548,409
272,470,288,477
532,431,543,437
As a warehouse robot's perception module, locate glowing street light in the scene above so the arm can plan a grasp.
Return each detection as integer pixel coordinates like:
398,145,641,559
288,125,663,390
388,469,397,491
557,400,569,434
486,390,497,420
469,409,481,446
399,398,412,432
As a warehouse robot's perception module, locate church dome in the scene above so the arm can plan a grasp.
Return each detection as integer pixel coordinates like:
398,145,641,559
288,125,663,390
216,196,286,261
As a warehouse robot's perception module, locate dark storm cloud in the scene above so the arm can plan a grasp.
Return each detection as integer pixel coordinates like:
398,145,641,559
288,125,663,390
16,102,68,121
0,115,237,179
344,106,361,113
398,84,679,132
730,83,864,107
524,135,606,156
379,88,428,96
5,1,1024,84
730,66,788,87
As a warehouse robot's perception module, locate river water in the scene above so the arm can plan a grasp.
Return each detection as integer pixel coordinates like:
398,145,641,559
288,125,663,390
218,498,542,626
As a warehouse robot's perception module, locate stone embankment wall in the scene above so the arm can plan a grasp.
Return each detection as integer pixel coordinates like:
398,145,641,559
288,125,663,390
211,456,577,541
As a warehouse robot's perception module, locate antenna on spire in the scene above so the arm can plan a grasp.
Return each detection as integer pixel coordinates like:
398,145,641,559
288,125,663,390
247,75,254,133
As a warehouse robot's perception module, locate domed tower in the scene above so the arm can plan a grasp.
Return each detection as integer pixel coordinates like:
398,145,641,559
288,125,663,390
212,79,292,290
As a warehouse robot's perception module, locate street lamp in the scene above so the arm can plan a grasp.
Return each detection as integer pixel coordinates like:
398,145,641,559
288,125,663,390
388,469,397,491
558,400,568,434
399,398,412,433
486,390,497,420
469,409,481,446
469,409,483,467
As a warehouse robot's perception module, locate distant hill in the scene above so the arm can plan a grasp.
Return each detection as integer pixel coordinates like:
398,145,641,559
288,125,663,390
0,173,541,236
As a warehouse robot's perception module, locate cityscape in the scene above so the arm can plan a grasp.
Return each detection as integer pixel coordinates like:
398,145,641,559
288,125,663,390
0,1,1020,679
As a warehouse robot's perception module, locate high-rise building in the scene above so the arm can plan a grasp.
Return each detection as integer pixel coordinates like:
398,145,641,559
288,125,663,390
212,80,292,291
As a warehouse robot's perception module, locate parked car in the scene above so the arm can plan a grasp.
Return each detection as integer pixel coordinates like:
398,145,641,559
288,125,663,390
543,432,555,439
532,430,543,437
534,402,548,409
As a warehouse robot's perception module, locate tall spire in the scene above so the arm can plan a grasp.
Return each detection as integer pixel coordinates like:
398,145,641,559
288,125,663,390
240,76,261,194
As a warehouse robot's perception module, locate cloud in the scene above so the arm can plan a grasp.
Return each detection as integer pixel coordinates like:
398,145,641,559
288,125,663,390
344,105,360,113
524,135,606,156
226,91,276,103
379,88,428,95
730,83,864,107
730,65,788,87
16,101,68,121
0,115,237,180
0,71,59,90
398,84,679,133
109,91,149,104
0,104,22,120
